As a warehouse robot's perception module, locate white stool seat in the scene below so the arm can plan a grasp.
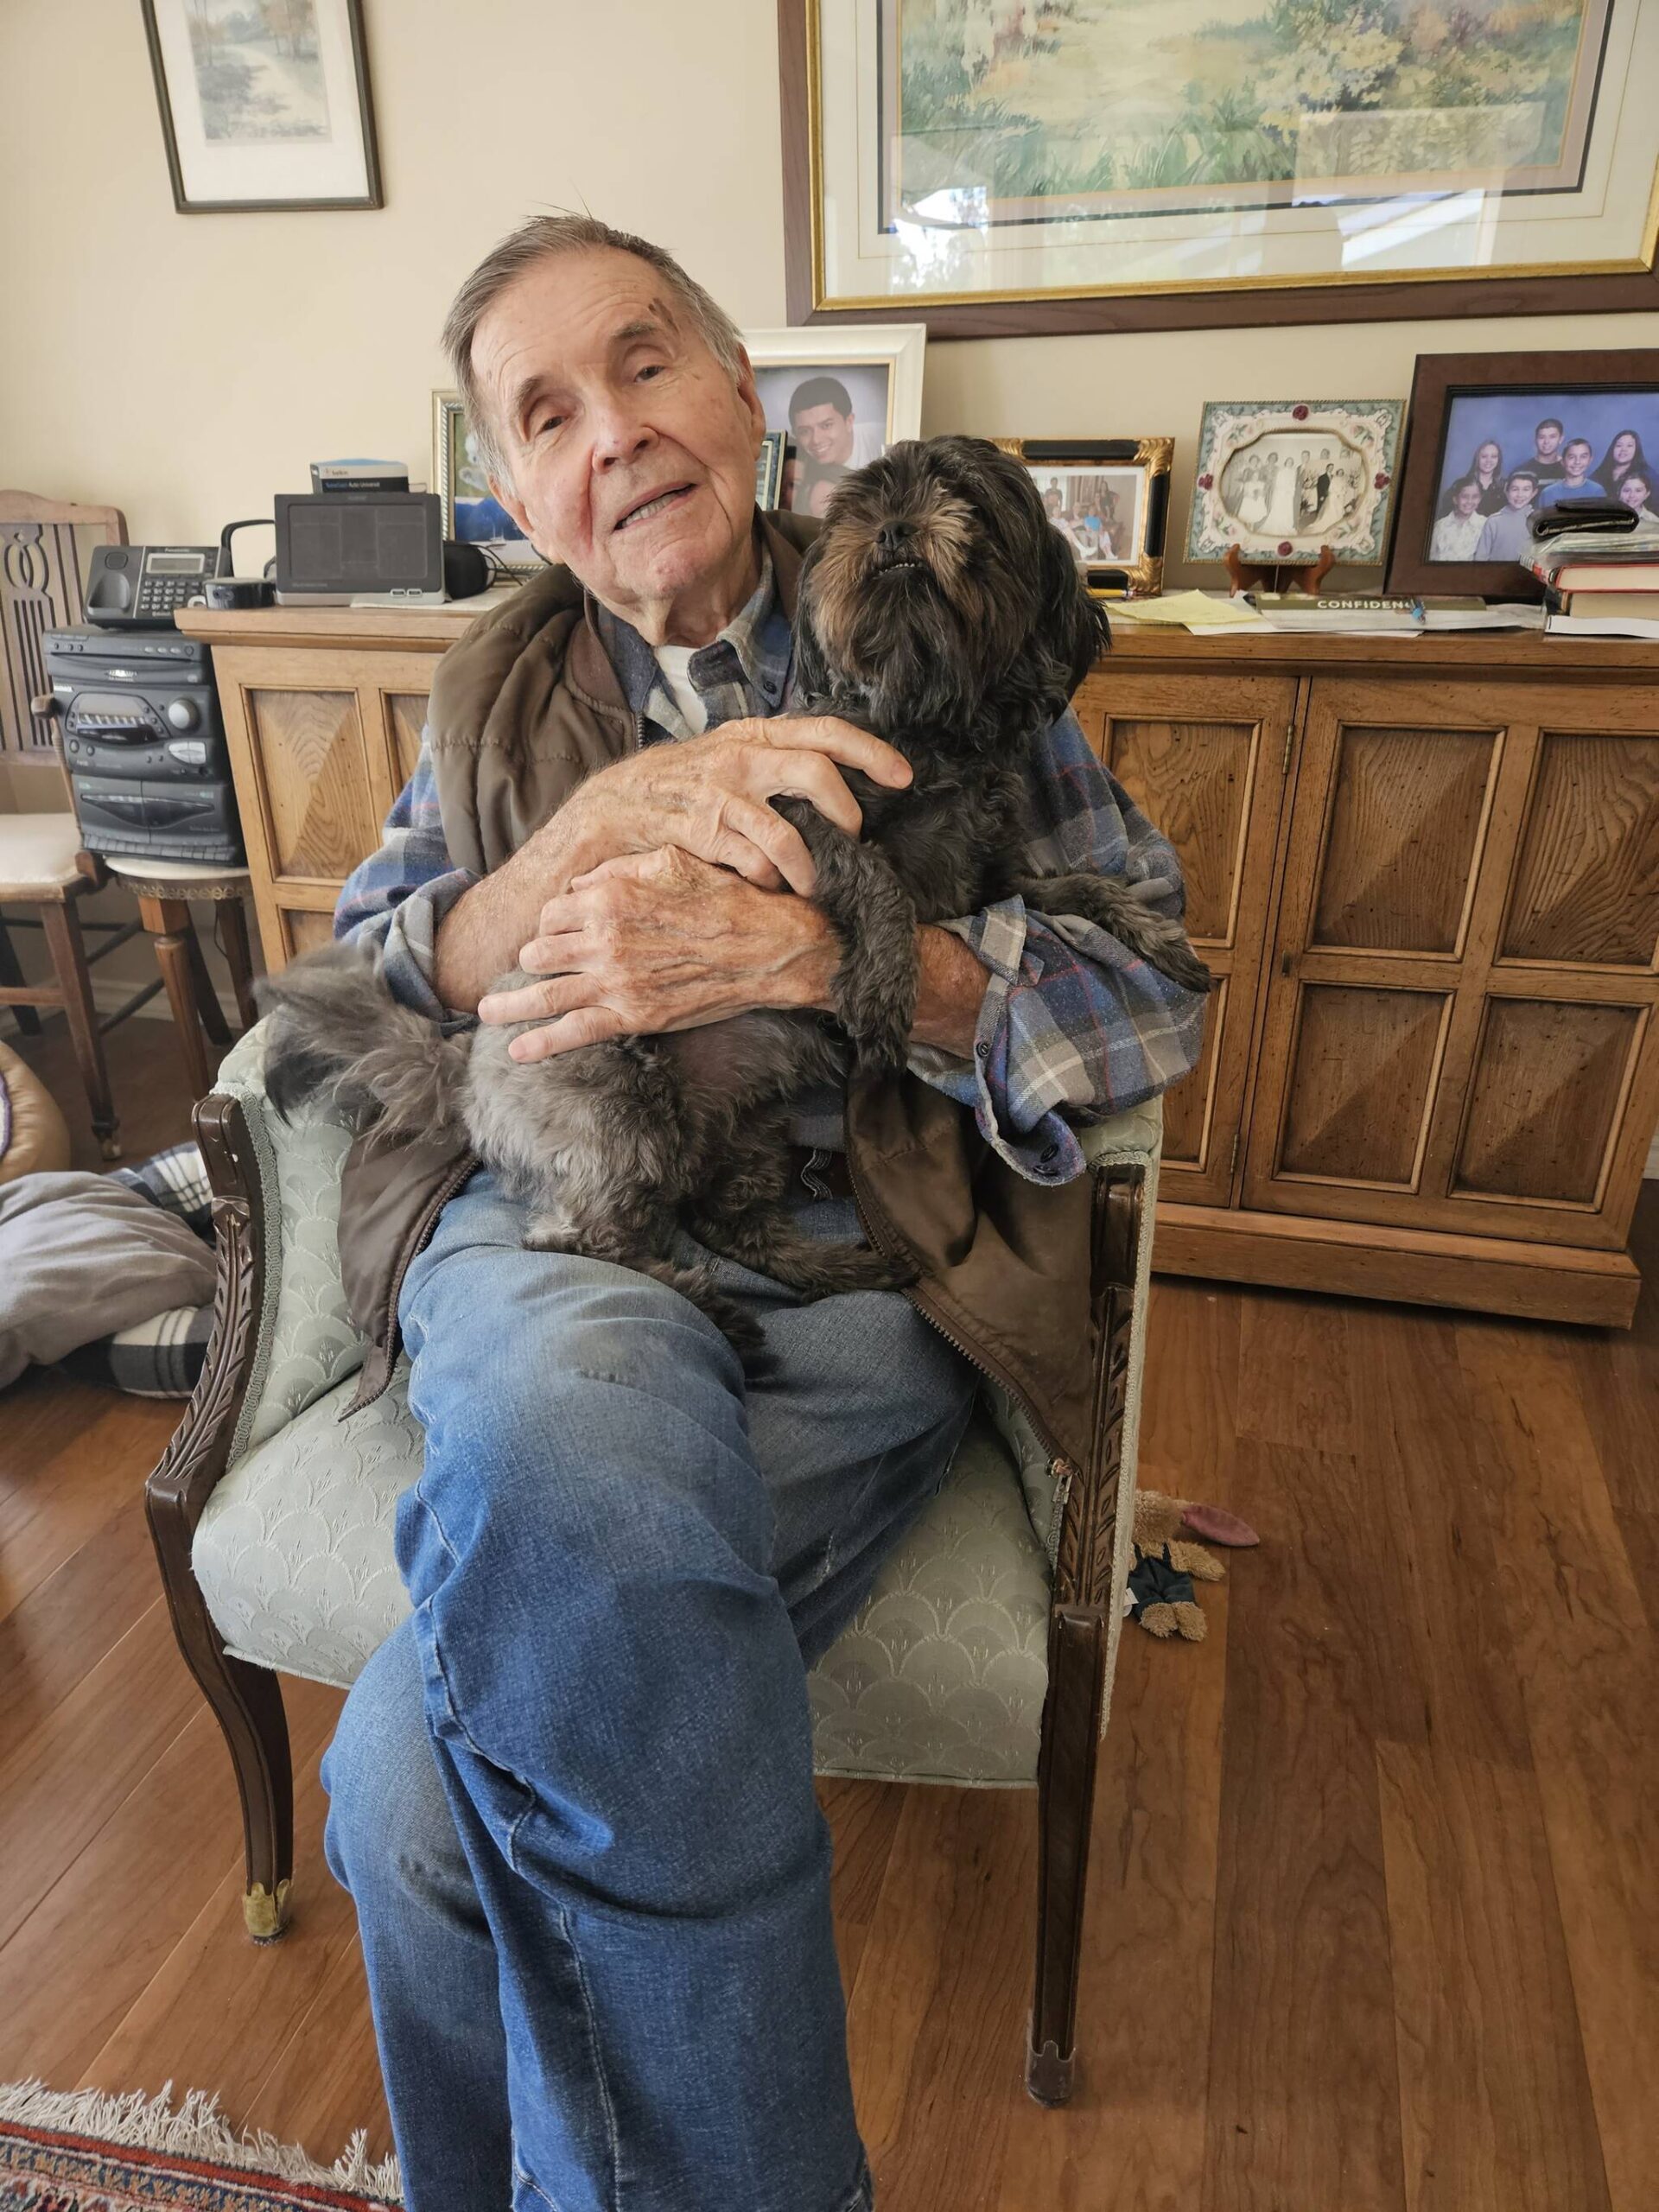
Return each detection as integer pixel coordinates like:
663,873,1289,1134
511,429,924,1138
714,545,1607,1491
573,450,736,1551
104,856,251,899
0,813,85,899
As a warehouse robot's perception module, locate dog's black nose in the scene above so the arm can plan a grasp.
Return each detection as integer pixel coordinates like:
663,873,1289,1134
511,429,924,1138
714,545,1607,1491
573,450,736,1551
877,520,913,554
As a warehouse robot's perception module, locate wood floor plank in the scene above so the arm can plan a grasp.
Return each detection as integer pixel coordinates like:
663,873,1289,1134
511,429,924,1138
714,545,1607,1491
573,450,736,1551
0,1490,167,1765
0,1598,199,1948
1454,1323,1659,2212
845,1783,1035,2210
0,1395,177,1623
1376,1739,1610,2212
994,1586,1229,2212
79,1681,349,2113
1201,1436,1407,2212
1138,1277,1241,1495
818,1777,906,1999
1235,1288,1358,1457
240,1936,393,2167
1346,1304,1610,2212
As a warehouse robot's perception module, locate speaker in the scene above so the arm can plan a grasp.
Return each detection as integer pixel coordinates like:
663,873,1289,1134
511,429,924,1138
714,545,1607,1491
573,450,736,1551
442,540,492,600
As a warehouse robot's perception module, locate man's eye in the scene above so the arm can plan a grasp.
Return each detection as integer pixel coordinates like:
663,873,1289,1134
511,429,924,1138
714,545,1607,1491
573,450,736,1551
638,364,664,381
534,416,565,437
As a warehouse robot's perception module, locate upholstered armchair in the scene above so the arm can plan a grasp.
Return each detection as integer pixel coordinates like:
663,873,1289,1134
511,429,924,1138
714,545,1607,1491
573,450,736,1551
145,1027,1161,2105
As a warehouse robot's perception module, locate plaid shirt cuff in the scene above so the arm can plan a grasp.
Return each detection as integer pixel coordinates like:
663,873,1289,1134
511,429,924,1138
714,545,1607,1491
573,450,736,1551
345,865,480,1030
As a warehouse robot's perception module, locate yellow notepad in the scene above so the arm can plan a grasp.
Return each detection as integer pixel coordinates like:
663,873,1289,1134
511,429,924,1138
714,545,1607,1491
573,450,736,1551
1109,591,1263,631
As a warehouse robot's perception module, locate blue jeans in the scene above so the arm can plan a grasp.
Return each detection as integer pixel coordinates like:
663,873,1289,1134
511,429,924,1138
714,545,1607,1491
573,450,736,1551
321,1171,976,2212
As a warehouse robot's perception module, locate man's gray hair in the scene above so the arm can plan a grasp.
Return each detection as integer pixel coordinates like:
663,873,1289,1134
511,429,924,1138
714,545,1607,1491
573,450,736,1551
442,213,746,484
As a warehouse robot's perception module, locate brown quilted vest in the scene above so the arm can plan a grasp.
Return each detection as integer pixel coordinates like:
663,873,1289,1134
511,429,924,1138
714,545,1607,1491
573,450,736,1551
333,511,1098,1471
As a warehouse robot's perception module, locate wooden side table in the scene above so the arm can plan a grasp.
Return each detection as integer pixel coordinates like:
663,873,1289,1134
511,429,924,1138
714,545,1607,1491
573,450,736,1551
104,859,257,1101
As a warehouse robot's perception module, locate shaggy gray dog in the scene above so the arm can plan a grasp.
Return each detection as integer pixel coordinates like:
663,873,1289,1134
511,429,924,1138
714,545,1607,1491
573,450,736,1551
258,436,1209,1357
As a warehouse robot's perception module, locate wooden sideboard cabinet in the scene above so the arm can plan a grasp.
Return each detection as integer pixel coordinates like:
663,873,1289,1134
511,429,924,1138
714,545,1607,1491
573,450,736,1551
181,606,1659,1325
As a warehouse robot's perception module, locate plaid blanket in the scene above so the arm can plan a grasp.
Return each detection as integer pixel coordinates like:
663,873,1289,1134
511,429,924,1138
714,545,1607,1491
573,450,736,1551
57,1142,217,1398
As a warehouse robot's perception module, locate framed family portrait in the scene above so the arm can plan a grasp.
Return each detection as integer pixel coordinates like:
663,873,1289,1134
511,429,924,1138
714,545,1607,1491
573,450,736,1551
1187,399,1403,567
141,0,381,213
743,326,926,517
1386,348,1659,597
432,391,544,574
996,439,1173,599
779,0,1659,336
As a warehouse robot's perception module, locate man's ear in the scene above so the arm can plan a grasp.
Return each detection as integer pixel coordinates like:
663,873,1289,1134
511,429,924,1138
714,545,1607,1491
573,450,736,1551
489,474,537,545
734,346,767,454
1038,519,1111,701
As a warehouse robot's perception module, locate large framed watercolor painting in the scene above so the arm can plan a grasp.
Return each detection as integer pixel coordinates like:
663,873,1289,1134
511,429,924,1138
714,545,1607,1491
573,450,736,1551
779,0,1659,335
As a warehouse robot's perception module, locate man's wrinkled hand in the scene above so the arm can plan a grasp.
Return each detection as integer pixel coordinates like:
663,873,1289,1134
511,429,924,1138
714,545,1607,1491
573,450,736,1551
543,714,911,900
476,846,837,1062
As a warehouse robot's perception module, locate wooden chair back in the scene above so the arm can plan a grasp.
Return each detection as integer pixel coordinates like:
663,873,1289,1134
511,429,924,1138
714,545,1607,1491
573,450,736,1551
0,491,127,766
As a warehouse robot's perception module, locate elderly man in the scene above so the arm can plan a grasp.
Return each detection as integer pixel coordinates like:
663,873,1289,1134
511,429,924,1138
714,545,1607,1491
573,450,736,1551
321,213,1203,2212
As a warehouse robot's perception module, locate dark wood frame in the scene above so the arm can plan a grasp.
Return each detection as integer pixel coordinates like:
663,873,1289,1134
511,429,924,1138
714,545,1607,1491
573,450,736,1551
777,0,1659,340
995,439,1173,600
143,1090,1149,2097
1383,348,1659,600
141,0,383,215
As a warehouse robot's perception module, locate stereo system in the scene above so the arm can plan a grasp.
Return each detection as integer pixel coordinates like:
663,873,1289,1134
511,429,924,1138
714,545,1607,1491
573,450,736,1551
43,628,243,866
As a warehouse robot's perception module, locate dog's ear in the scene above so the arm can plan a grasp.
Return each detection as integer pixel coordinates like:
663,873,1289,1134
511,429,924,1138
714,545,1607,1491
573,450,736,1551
1037,517,1112,702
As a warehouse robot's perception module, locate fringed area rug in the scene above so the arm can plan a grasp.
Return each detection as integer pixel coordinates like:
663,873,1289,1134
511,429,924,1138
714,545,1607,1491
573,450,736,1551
0,2079,402,2210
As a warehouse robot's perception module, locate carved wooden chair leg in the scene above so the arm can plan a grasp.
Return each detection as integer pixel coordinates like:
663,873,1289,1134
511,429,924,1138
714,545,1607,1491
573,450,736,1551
1027,1605,1106,2105
145,1093,295,1940
41,894,118,1155
147,1545,296,1942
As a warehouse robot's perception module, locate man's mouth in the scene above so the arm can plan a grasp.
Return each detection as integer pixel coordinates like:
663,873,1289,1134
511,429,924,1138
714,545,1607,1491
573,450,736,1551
613,484,696,533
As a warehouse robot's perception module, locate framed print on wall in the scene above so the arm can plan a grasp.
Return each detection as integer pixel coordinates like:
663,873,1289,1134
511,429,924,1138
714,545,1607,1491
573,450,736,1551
1385,347,1659,598
433,392,545,574
141,0,381,213
1187,399,1402,567
743,325,925,516
779,0,1659,337
996,438,1173,598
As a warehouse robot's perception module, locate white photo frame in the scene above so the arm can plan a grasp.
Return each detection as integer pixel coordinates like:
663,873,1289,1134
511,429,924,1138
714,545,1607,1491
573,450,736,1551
743,326,925,517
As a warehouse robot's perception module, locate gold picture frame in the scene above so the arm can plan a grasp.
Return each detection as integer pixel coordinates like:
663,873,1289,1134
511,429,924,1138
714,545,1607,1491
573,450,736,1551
431,390,544,573
995,438,1173,599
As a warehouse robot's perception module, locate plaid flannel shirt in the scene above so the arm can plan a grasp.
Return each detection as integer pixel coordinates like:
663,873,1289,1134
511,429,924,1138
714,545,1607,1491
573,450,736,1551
335,556,1205,1185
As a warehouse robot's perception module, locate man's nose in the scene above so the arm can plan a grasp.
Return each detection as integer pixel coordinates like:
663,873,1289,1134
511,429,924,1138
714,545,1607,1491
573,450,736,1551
590,409,654,470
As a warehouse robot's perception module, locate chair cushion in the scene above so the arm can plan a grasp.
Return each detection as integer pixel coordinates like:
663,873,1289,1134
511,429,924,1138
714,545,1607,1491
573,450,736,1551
0,813,84,898
194,1380,1052,1785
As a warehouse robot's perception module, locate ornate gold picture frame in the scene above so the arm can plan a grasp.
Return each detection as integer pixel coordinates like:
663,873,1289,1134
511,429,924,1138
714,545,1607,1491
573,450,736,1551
995,438,1173,599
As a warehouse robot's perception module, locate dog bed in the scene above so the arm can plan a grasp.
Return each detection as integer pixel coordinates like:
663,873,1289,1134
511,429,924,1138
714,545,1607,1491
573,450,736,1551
0,1038,71,1185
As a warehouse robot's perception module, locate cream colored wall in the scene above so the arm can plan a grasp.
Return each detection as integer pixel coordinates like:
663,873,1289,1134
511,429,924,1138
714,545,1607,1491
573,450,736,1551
4,0,1659,1026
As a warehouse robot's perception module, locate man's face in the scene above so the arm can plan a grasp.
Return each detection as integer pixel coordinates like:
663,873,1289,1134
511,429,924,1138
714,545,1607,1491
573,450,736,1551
1563,441,1592,480
1455,481,1482,516
1535,424,1562,459
474,248,765,614
792,401,855,467
1507,475,1536,509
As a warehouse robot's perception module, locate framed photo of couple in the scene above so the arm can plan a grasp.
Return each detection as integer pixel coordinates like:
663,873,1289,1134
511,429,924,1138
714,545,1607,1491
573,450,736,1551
1385,350,1659,597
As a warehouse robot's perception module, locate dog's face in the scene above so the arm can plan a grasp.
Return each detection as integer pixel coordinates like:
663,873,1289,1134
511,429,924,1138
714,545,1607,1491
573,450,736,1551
795,435,1109,736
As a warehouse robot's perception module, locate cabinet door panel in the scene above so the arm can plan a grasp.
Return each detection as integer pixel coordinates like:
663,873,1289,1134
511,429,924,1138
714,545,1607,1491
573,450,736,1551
245,688,379,882
1500,728,1659,968
1309,724,1498,955
1248,677,1659,1249
1073,671,1294,1205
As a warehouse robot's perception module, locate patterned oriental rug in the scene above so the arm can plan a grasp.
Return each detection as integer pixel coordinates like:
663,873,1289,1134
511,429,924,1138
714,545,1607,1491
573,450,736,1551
0,2080,401,2211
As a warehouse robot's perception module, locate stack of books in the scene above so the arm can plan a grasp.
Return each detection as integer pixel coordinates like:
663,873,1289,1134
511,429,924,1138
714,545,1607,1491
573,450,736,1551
1525,531,1659,638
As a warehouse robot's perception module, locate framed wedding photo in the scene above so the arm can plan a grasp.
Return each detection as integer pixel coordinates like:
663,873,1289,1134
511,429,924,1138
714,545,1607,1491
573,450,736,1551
779,0,1659,337
1187,399,1403,567
141,0,381,213
997,439,1173,599
1385,348,1659,599
432,391,543,574
743,326,925,518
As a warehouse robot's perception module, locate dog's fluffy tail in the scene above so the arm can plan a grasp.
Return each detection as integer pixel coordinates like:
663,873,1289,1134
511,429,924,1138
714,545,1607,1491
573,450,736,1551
255,939,469,1142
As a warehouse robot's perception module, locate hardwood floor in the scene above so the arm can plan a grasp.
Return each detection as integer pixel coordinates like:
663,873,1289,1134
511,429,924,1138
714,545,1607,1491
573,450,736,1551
2,1013,1655,2209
